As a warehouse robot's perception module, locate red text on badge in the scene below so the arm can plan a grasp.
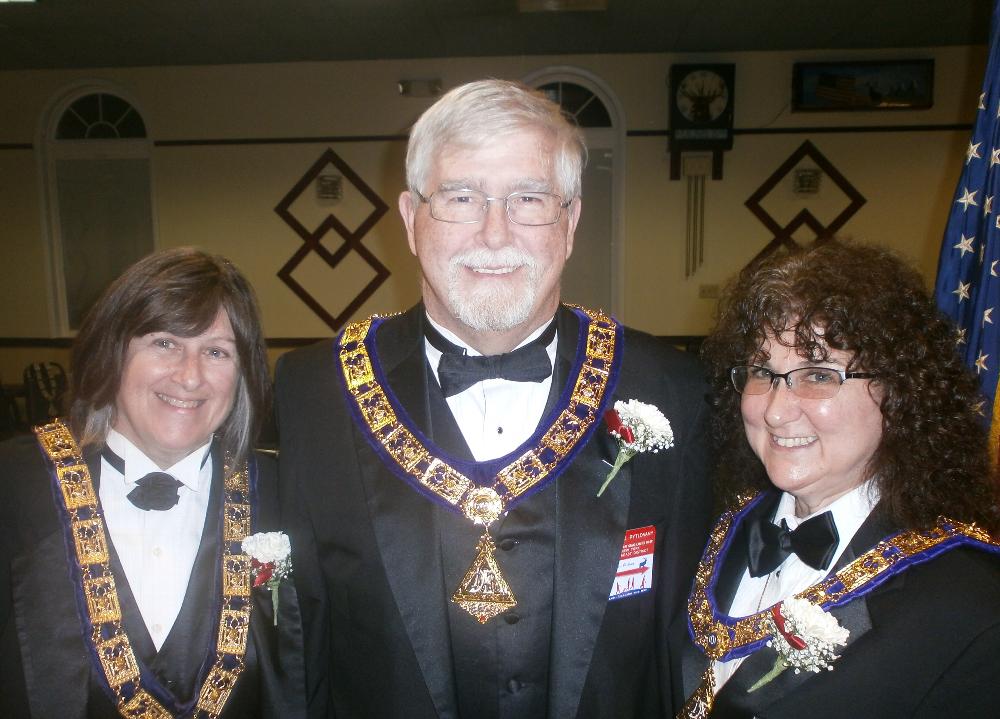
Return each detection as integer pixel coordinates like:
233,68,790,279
608,525,655,601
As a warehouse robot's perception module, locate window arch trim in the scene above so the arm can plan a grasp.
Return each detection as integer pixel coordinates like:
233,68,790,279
521,67,626,320
36,81,156,336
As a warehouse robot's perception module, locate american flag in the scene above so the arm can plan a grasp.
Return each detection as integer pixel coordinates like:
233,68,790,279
934,0,1000,450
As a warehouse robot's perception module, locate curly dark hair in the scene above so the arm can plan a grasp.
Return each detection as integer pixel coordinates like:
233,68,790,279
701,240,998,532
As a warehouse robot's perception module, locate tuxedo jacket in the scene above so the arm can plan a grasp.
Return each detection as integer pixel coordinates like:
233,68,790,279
669,491,1000,718
275,304,713,719
0,434,306,719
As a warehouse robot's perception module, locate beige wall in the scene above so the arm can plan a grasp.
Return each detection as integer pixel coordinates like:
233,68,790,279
0,45,987,384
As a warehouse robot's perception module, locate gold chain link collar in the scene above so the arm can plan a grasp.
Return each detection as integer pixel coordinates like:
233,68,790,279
678,494,999,718
35,420,254,718
338,306,620,622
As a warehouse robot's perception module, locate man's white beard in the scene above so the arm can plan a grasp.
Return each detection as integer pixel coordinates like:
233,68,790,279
446,247,540,333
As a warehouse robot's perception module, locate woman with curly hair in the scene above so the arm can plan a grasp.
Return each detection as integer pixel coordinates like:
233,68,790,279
670,240,1000,718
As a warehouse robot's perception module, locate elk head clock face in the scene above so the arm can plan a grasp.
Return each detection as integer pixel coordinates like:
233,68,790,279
669,64,735,151
676,69,729,122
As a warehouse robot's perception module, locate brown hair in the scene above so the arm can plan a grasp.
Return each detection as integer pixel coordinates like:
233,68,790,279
69,247,270,468
701,240,998,532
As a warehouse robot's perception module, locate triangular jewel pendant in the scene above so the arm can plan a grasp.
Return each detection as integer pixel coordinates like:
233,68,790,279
451,532,517,623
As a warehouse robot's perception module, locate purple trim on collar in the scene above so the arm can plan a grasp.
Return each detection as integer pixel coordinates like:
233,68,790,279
43,441,258,715
337,306,623,515
691,492,1000,662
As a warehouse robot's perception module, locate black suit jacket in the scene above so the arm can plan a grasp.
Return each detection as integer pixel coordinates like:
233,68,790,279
275,304,713,719
0,434,306,719
669,491,1000,718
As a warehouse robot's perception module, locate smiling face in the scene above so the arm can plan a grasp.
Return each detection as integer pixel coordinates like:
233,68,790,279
113,308,239,468
399,126,580,351
740,332,884,516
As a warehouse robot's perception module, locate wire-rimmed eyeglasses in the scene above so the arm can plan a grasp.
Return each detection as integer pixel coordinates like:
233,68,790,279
730,365,877,400
416,189,571,226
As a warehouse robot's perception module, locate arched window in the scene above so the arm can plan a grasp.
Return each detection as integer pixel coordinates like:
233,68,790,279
56,92,148,140
525,70,625,318
41,86,155,333
537,81,613,128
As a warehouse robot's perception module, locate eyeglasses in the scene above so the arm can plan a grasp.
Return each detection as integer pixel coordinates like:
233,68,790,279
416,189,571,226
730,365,877,400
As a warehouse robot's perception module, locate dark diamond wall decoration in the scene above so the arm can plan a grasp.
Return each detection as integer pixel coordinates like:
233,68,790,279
744,140,865,266
275,148,390,331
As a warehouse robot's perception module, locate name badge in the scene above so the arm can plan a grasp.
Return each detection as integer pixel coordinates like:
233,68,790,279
608,525,655,601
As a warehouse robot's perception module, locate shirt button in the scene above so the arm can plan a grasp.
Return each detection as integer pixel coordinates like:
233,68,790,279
498,538,517,551
152,623,162,635
152,546,162,557
497,426,504,434
506,678,523,694
504,613,520,625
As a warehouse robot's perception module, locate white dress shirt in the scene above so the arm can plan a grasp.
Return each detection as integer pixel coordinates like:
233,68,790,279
100,429,213,650
424,314,558,461
712,481,879,692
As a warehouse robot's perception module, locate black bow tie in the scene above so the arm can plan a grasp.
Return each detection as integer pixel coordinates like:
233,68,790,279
101,445,189,511
746,510,840,577
127,472,184,511
427,319,556,398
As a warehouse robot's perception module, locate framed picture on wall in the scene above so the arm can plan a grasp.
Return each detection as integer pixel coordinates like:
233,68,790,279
792,59,934,112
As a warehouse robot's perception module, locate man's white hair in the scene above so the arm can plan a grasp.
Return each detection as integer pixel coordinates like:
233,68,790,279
405,79,587,201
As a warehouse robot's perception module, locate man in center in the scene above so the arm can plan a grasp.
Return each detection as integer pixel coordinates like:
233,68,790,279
276,79,712,719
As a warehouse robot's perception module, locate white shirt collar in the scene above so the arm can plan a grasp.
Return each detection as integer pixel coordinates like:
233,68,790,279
424,312,557,357
105,428,212,491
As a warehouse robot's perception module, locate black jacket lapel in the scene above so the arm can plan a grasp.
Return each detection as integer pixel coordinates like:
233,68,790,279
11,448,104,719
252,454,307,719
543,305,576,419
360,306,459,718
718,493,778,611
674,493,777,705
549,433,631,717
549,305,632,717
11,529,91,719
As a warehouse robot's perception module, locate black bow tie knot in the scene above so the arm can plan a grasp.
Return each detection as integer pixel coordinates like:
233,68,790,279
437,350,552,397
429,320,556,398
747,510,840,578
127,472,184,511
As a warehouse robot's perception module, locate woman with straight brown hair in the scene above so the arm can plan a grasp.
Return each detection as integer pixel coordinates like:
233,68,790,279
0,248,304,719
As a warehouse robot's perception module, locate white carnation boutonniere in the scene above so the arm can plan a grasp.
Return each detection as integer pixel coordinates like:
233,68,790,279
597,399,674,497
748,597,850,692
242,531,293,626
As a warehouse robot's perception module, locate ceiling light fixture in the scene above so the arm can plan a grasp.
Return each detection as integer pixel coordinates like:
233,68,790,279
517,0,607,12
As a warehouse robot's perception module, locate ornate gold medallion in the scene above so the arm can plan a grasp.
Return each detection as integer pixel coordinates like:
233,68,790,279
460,487,504,525
676,667,715,719
451,533,518,624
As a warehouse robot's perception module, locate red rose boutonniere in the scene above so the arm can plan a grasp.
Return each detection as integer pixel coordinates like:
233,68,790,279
748,598,850,692
597,399,674,497
242,532,293,625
